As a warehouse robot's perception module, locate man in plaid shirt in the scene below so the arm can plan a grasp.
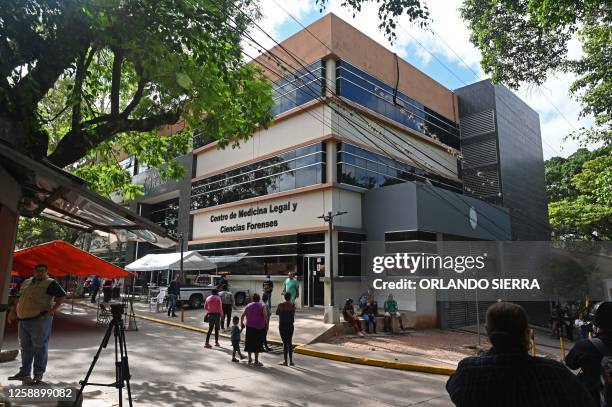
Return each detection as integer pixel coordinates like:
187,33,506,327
446,302,595,407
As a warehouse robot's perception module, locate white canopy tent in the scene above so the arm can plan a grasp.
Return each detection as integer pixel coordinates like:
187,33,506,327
125,251,216,272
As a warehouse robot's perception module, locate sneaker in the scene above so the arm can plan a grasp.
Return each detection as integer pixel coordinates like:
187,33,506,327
204,343,212,348
253,361,263,367
31,378,45,386
231,358,239,363
215,342,221,347
289,361,295,366
279,361,288,366
8,372,30,381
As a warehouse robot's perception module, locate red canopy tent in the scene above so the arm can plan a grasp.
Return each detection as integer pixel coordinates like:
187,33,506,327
12,240,132,279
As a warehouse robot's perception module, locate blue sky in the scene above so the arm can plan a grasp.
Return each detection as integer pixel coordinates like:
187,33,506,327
249,0,597,160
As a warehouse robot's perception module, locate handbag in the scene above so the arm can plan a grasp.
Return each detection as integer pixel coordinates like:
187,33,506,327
203,312,209,323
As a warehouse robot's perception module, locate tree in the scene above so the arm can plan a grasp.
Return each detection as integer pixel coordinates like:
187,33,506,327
545,147,612,240
1,0,275,176
460,0,611,145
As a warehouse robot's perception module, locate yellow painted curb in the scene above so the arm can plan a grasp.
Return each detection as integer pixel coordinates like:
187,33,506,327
293,346,456,376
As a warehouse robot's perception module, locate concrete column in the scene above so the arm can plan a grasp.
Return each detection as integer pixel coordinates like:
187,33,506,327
0,165,22,351
325,140,337,185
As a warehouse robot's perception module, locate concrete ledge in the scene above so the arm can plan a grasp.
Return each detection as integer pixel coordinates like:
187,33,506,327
294,345,456,376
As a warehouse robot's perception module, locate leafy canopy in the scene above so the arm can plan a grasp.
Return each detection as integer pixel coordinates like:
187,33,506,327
545,147,612,240
1,0,275,193
460,0,611,145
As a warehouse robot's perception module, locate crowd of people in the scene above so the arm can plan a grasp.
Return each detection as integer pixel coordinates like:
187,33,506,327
199,272,299,367
8,262,612,407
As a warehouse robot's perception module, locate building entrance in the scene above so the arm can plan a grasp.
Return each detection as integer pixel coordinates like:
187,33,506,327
302,256,324,306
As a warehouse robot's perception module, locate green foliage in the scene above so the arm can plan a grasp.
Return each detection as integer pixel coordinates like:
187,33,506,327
16,217,82,250
315,0,430,42
545,147,612,240
545,147,610,202
460,0,611,145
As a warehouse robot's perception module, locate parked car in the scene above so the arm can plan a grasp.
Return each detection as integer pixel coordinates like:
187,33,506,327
163,274,250,308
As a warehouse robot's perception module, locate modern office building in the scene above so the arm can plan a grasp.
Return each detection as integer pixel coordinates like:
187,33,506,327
125,14,549,327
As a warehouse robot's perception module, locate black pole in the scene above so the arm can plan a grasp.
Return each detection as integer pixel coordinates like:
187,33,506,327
327,212,334,306
179,233,184,282
318,211,347,308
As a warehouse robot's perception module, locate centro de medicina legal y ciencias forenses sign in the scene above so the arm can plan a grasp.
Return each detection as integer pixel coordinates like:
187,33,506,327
209,201,299,234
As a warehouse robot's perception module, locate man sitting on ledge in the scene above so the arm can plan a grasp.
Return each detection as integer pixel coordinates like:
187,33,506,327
383,293,405,332
446,301,595,407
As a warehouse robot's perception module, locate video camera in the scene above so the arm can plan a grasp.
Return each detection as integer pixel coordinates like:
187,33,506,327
110,303,124,319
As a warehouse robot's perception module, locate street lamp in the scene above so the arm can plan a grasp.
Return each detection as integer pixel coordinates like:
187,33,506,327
317,211,347,307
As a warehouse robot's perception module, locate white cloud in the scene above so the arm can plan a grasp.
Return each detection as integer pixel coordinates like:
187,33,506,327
257,0,595,158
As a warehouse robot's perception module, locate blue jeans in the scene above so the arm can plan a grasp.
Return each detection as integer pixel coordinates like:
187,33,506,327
18,314,53,379
167,294,177,315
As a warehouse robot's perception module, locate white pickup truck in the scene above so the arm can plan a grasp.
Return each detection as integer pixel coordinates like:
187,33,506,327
161,275,250,308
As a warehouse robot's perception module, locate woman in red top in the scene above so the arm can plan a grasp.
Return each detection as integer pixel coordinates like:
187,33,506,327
204,289,224,348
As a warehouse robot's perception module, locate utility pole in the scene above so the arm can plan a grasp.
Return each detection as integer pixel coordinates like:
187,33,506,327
317,211,347,307
178,232,184,282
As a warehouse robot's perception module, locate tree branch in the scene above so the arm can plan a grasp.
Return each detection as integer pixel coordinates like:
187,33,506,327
121,77,147,118
48,111,181,167
110,49,124,117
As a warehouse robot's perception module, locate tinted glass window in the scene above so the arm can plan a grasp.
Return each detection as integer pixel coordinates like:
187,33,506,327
191,143,326,210
336,60,460,150
336,142,462,194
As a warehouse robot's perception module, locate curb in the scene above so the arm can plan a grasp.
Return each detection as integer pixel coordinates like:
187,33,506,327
74,301,455,376
293,346,456,376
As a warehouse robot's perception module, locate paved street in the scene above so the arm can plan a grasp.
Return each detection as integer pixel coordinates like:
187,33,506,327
0,304,452,406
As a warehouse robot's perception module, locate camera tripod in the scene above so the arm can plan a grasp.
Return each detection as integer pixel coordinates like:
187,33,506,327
74,304,133,406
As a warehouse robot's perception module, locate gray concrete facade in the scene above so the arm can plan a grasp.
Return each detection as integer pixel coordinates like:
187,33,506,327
361,181,512,242
455,80,550,241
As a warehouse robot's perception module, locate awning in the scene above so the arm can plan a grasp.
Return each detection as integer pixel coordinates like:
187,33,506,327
12,240,132,279
125,251,217,272
0,143,176,248
203,252,248,267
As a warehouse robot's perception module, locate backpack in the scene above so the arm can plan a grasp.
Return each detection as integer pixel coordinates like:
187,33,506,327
590,338,612,407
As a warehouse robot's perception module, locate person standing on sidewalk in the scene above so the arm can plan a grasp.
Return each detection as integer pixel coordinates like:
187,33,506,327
276,292,296,366
230,316,245,362
240,293,268,366
102,278,112,303
204,289,223,348
220,287,234,330
90,275,100,303
282,272,299,305
262,292,272,352
262,275,273,309
7,264,66,384
566,301,612,404
167,275,180,317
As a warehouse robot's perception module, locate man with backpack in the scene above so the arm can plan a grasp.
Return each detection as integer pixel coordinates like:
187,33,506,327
566,301,612,406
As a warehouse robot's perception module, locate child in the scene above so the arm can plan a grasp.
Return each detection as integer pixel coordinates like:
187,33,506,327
230,316,245,362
